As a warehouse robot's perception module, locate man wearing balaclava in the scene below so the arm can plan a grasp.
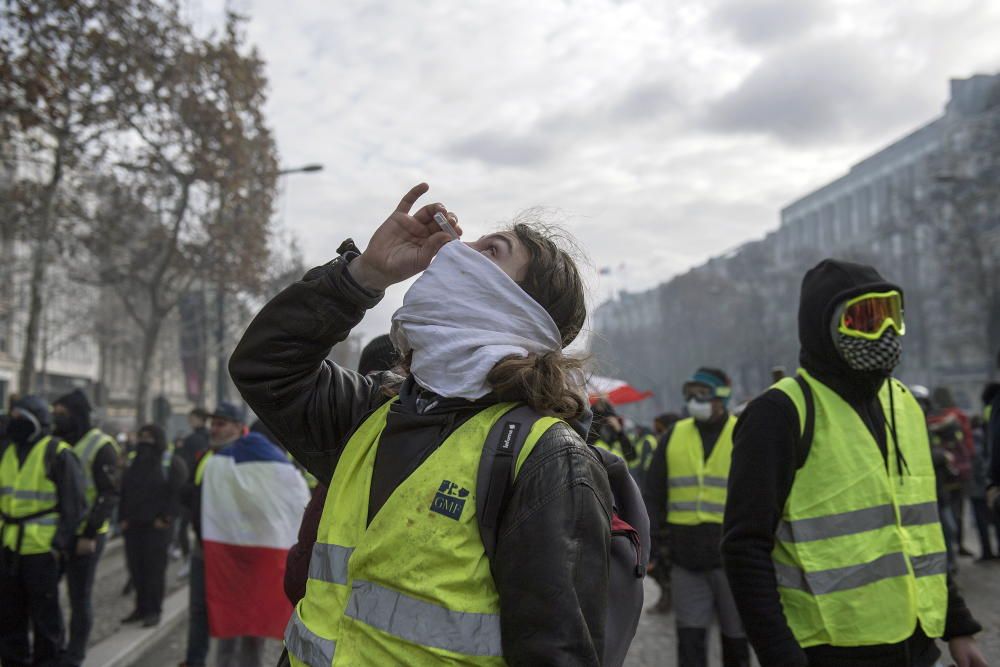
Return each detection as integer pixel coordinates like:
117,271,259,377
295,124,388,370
0,395,87,666
723,259,987,667
643,368,749,667
52,388,121,667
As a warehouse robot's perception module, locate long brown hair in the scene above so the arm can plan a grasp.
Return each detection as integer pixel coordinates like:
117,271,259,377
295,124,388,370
390,216,590,421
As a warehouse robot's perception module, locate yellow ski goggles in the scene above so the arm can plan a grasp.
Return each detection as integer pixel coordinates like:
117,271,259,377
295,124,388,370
837,290,905,340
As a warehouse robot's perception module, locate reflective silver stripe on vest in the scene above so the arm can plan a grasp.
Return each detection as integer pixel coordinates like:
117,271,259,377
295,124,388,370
0,486,12,496
912,552,948,578
669,501,725,514
78,432,104,491
285,610,335,666
778,502,942,544
703,476,728,488
669,476,699,488
28,516,58,526
775,552,909,595
345,579,503,657
899,502,939,527
7,489,58,502
308,543,353,585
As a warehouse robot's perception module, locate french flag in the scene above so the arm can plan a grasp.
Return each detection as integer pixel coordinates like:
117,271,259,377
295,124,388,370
201,432,311,639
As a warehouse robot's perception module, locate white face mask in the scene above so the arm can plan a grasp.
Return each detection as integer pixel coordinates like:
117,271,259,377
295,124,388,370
390,241,562,400
687,398,714,422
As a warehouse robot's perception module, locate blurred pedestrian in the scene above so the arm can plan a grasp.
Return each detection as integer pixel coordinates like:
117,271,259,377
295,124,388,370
644,368,748,667
985,357,1000,514
120,424,187,627
1,396,86,667
589,398,639,466
52,389,120,667
968,414,999,561
230,186,628,665
173,408,209,575
930,387,975,557
283,333,398,606
724,259,986,667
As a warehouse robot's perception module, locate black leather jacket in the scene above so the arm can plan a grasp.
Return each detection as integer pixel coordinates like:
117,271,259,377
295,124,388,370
229,256,613,666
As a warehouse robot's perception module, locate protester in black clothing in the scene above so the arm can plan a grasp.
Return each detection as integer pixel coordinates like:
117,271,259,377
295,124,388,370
0,395,87,667
985,356,1000,514
52,388,119,667
120,424,187,627
723,259,985,667
174,408,209,562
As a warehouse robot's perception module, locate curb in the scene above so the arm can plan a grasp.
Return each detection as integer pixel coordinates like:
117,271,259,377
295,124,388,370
82,584,189,667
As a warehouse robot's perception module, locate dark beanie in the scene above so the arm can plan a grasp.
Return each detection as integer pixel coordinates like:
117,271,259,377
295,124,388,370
358,334,397,375
53,388,93,420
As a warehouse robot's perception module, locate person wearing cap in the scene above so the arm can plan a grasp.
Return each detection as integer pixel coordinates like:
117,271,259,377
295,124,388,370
50,388,120,667
1,395,87,666
643,367,747,667
723,259,986,667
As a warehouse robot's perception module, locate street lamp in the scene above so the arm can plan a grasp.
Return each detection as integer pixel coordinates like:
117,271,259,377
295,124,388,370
278,163,324,175
214,162,324,407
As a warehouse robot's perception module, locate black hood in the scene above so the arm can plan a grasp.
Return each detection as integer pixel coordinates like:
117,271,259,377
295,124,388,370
798,259,902,401
53,388,93,443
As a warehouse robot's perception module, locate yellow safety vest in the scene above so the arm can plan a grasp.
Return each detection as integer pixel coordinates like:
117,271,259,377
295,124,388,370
772,370,947,647
74,428,119,535
0,436,66,555
666,416,735,525
636,434,659,473
194,450,214,485
285,400,559,666
593,436,639,466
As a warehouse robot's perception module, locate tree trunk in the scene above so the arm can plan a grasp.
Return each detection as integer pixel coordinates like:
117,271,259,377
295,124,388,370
18,239,48,394
133,319,163,425
17,137,64,395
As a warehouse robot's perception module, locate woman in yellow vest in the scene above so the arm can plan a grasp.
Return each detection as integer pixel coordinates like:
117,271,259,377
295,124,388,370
0,395,87,666
643,367,748,667
231,184,618,666
723,259,987,667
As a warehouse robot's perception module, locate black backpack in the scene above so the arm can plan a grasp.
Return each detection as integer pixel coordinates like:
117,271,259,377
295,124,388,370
476,405,650,667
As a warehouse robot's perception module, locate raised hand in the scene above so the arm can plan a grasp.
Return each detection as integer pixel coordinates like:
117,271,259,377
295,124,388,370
348,183,462,291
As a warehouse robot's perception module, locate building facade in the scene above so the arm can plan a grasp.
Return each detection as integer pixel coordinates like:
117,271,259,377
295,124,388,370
591,74,1000,422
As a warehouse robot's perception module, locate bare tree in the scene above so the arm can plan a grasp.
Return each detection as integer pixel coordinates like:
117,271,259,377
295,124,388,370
78,12,279,423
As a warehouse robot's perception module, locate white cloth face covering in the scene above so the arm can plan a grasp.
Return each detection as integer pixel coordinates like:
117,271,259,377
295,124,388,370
390,240,562,400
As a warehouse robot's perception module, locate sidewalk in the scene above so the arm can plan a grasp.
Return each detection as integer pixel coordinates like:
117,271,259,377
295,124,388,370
83,584,188,667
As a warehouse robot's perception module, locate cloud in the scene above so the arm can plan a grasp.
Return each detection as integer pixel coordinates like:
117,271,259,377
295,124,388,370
711,0,829,47
701,37,938,144
446,130,554,167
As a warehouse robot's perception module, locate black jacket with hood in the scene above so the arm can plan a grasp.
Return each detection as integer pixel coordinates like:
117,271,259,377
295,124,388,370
53,389,120,540
120,426,188,526
229,255,615,667
722,259,981,667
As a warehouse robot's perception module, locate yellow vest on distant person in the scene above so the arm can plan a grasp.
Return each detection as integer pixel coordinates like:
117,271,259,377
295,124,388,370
772,370,947,647
666,416,735,525
285,399,559,666
74,428,119,535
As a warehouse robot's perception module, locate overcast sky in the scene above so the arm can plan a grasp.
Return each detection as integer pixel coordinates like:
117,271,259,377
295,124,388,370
198,0,1000,341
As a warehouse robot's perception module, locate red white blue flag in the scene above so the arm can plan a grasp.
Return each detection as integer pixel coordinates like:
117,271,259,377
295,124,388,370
201,432,311,639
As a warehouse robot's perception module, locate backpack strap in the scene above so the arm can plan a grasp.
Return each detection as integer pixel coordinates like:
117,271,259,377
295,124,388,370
792,374,815,469
476,405,544,562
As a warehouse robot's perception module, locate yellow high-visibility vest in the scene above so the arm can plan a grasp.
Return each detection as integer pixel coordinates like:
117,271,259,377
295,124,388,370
666,416,735,525
285,400,559,666
1,436,66,554
73,428,119,535
772,370,947,647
